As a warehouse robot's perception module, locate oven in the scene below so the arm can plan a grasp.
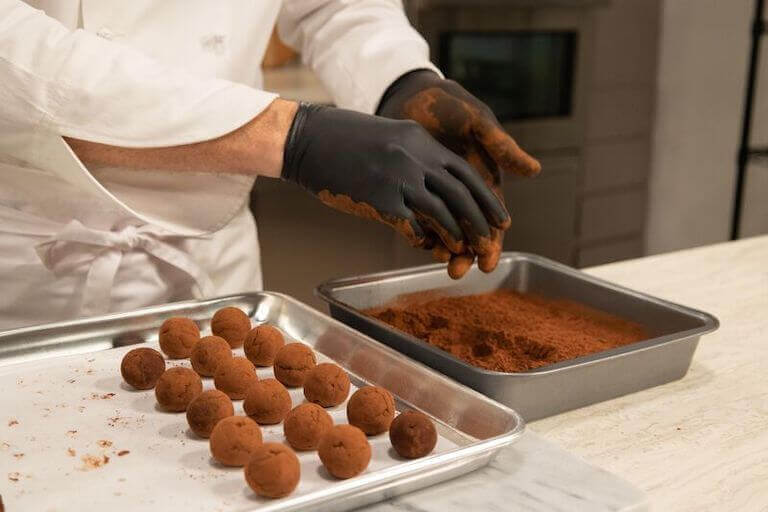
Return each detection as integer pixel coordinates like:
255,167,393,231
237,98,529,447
439,30,576,123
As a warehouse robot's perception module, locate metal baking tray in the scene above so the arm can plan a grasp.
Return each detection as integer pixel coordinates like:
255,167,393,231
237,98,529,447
316,252,720,421
0,292,524,512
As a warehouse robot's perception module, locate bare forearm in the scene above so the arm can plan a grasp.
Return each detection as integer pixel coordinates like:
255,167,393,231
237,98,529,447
64,98,298,179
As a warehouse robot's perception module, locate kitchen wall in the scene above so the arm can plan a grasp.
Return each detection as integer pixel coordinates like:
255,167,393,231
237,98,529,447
577,0,660,266
645,0,756,253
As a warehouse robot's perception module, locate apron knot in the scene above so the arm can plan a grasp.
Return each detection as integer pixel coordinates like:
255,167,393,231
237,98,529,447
108,225,143,251
35,220,214,316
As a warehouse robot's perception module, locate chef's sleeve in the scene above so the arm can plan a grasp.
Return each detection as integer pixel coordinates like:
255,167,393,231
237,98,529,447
0,0,277,147
0,0,279,235
277,0,441,115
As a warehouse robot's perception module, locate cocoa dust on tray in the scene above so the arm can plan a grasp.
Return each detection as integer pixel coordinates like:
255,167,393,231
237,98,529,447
365,289,649,372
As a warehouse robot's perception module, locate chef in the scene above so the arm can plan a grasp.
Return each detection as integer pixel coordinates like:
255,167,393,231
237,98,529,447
0,0,540,329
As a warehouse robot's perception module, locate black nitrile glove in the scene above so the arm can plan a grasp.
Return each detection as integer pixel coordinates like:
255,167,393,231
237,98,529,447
281,103,510,255
377,69,542,278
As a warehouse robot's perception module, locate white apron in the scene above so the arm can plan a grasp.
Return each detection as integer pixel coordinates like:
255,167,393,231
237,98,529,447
0,0,280,329
0,0,438,329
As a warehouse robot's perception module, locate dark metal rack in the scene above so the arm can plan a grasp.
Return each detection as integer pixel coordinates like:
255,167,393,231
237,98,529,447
733,0,766,239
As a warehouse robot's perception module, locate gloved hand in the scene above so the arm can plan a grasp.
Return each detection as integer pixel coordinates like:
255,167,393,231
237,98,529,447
281,103,511,256
377,69,542,278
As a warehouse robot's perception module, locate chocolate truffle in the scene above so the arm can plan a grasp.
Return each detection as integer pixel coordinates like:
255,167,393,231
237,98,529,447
389,410,437,459
318,424,371,479
244,325,285,366
284,403,334,451
120,347,165,390
186,389,235,438
214,356,259,399
158,317,200,359
190,335,232,377
243,378,292,425
211,307,250,349
245,442,300,498
273,343,316,387
209,415,263,467
447,253,474,280
303,363,350,407
346,386,395,435
155,367,203,412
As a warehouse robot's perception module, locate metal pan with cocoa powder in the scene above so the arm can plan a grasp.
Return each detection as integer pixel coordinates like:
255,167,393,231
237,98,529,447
316,252,720,421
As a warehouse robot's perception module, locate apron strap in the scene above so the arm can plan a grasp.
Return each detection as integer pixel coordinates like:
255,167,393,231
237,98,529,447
34,220,215,316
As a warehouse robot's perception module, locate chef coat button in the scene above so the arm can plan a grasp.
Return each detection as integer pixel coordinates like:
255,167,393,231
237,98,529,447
96,27,115,40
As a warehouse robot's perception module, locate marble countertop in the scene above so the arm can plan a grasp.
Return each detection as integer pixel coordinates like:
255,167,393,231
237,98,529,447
533,235,768,511
364,235,768,511
366,431,647,512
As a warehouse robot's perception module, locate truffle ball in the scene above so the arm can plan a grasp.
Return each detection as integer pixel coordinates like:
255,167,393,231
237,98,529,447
120,347,166,390
284,403,334,451
318,424,371,479
447,253,474,280
346,386,395,435
186,389,235,438
190,335,232,377
303,363,350,407
243,378,292,425
209,415,263,467
211,307,251,348
245,442,300,499
244,325,285,367
155,367,203,412
158,317,200,359
214,356,259,400
389,410,437,459
273,343,316,387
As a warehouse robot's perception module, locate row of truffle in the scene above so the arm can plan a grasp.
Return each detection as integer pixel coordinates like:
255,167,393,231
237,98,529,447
118,307,437,499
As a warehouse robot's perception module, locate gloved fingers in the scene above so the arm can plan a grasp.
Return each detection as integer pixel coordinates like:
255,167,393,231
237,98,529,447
405,187,466,254
425,169,495,253
473,117,542,178
432,244,452,263
469,154,510,233
448,252,475,280
422,233,438,251
398,210,428,248
464,148,500,188
388,209,429,248
315,188,428,248
443,154,511,231
477,227,504,273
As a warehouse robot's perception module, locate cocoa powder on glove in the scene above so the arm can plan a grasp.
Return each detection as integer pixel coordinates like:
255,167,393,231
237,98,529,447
365,290,648,372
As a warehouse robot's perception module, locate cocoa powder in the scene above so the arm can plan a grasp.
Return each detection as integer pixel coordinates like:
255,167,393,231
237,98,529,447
317,190,421,247
365,289,648,372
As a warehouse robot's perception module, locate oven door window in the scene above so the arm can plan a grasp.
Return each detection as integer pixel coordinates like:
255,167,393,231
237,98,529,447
439,31,576,122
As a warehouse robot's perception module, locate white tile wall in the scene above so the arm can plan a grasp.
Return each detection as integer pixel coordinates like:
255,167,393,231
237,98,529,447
590,0,660,88
578,237,644,267
577,0,658,262
579,187,647,242
585,86,655,142
583,138,650,192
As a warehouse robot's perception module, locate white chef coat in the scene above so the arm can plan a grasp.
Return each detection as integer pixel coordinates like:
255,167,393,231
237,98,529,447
0,0,439,329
